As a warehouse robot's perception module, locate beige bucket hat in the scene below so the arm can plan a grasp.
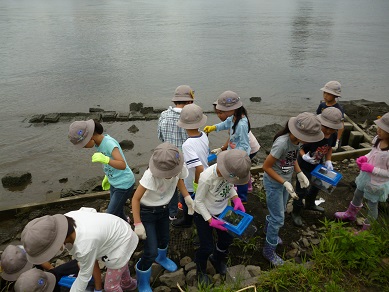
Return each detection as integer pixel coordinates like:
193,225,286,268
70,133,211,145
14,268,56,292
216,91,243,111
0,245,34,281
288,112,324,143
68,119,95,148
171,85,195,102
317,107,343,130
149,143,184,178
374,112,389,133
177,104,207,129
320,81,341,97
217,149,251,185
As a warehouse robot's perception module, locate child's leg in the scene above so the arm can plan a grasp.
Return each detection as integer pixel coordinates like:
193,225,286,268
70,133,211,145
168,188,179,220
365,199,378,224
236,183,249,202
104,265,130,292
107,185,134,221
138,208,159,271
352,188,364,206
263,174,285,246
193,212,214,274
210,229,234,275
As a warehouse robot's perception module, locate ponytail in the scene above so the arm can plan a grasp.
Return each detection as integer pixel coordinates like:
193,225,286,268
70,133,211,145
232,106,250,135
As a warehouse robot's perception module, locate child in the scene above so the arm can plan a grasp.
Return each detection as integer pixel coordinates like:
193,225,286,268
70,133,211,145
20,208,139,292
291,107,343,226
14,268,56,292
172,104,209,228
157,85,195,221
211,99,260,193
132,142,194,292
335,112,389,232
194,149,250,284
68,119,135,222
204,91,251,202
316,81,345,150
0,244,102,292
262,112,324,266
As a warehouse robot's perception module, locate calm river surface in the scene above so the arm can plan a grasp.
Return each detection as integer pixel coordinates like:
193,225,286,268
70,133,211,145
1,0,389,208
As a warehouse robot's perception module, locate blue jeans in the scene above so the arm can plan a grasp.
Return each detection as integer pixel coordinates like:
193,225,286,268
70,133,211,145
168,188,178,217
107,184,134,221
137,204,170,271
263,173,289,246
193,212,233,269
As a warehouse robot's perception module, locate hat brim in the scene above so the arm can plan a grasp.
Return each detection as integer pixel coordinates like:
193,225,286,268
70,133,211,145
171,96,195,102
317,115,343,130
1,261,34,281
149,151,184,178
25,214,68,264
320,87,341,97
374,118,389,133
216,100,243,111
288,117,324,143
45,271,57,292
73,119,95,149
217,151,250,185
177,115,207,129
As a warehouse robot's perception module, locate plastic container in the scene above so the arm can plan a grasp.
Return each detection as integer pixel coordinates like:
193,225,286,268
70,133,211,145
310,164,343,194
58,275,94,290
208,153,217,165
217,206,255,237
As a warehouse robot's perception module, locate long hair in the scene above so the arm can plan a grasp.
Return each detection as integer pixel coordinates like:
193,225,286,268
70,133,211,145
94,120,104,135
273,120,291,142
232,106,250,135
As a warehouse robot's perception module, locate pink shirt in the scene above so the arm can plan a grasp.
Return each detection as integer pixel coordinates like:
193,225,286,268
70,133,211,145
366,136,389,185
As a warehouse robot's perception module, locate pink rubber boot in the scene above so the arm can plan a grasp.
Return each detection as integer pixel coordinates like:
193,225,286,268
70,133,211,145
354,222,371,235
334,201,362,221
248,175,253,192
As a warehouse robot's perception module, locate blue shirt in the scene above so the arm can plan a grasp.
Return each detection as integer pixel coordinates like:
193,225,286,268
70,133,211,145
215,116,251,155
95,135,135,189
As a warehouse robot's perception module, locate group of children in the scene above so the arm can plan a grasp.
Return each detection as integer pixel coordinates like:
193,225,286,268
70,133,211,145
2,81,389,291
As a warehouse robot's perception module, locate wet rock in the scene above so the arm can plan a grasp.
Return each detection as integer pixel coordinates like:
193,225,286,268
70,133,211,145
60,189,86,198
101,111,117,121
129,113,145,121
29,114,45,123
119,140,134,150
128,125,139,133
59,178,68,183
130,102,143,112
116,112,129,121
180,256,192,267
250,97,262,102
159,268,185,288
89,108,104,112
43,113,60,123
140,107,154,114
2,172,32,188
144,113,159,121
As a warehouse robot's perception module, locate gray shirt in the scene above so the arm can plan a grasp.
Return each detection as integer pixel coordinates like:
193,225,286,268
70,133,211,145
269,134,300,182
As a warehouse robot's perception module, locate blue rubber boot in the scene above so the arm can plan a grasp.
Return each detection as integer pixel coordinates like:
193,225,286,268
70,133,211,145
155,247,177,272
135,262,152,292
262,240,284,267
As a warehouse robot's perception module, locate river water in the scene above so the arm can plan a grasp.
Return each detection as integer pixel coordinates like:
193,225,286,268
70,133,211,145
1,0,389,208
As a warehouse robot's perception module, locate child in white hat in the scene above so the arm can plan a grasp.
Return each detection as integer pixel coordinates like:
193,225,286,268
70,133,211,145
316,80,345,150
262,112,324,266
131,143,194,292
291,107,343,227
335,112,389,232
172,104,209,228
193,149,250,285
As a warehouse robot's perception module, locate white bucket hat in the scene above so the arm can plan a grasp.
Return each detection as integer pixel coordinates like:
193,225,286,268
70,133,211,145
288,112,324,143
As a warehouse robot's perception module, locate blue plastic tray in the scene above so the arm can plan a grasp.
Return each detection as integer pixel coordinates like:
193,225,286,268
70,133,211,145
311,164,342,186
58,275,76,288
208,153,217,164
217,206,253,236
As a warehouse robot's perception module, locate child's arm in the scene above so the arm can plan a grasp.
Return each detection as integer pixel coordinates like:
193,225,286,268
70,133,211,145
92,260,103,291
177,179,195,214
92,147,126,170
194,165,204,184
70,251,99,292
263,154,286,184
131,185,147,239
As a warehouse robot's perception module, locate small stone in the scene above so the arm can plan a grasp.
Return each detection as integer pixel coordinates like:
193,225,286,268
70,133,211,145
43,113,60,123
250,97,262,102
128,125,139,133
310,238,320,245
2,172,32,188
119,140,134,150
59,178,68,183
180,256,192,267
302,238,310,248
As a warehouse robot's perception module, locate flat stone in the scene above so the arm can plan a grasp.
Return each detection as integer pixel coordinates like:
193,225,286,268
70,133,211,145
116,112,129,121
184,261,196,272
89,108,104,112
159,268,185,288
43,113,60,123
101,111,117,121
246,265,261,277
119,140,134,150
180,256,192,267
2,172,32,188
250,97,262,102
129,113,145,121
226,265,251,284
29,114,45,123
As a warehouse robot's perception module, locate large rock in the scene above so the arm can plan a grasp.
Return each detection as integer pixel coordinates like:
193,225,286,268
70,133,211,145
119,140,134,150
2,172,32,188
159,268,185,288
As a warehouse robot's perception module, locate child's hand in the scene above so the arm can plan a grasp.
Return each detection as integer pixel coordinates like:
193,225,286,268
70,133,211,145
134,223,147,240
283,181,299,199
296,172,310,188
211,148,223,155
184,195,195,215
360,163,374,173
356,156,368,168
325,160,334,171
302,152,317,164
203,125,216,134
101,175,110,190
92,153,110,164
209,218,227,231
232,197,245,212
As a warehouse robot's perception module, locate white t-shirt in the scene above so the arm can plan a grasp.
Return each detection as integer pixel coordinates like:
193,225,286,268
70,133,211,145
182,132,209,192
249,131,260,154
65,209,138,292
194,164,238,221
139,165,189,206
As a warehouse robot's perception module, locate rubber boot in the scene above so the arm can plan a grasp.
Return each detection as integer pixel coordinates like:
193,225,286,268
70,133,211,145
196,262,212,286
305,194,325,213
171,213,193,228
155,247,177,272
262,240,284,266
209,251,227,276
121,276,137,292
334,201,363,221
263,218,283,245
135,262,152,292
354,221,371,235
291,204,303,227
